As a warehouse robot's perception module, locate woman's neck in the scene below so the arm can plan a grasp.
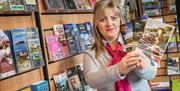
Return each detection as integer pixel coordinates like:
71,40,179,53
108,37,118,51
111,41,118,51
106,34,119,51
108,39,118,51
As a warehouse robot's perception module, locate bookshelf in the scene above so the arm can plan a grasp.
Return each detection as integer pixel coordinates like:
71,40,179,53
37,0,93,90
0,11,44,91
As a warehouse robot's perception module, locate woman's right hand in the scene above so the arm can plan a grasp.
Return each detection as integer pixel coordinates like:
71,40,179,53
118,52,140,75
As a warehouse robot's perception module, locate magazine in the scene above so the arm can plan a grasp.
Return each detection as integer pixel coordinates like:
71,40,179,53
167,57,180,75
124,18,175,67
0,30,16,79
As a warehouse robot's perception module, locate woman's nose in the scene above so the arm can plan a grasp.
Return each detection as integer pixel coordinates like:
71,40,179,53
106,18,112,26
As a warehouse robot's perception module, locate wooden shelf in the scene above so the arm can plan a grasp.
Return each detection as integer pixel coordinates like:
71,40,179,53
162,12,177,16
41,9,94,15
0,66,43,81
162,52,180,60
48,52,83,64
151,87,171,91
150,75,170,83
0,68,44,91
0,11,32,16
47,53,84,78
157,68,168,76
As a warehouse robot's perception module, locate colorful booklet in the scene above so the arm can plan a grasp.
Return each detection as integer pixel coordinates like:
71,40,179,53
167,0,176,13
10,28,32,73
9,0,26,11
171,79,180,91
46,35,63,62
63,24,79,55
66,66,83,91
26,27,44,68
53,24,69,58
53,72,69,91
167,57,180,75
124,18,175,67
0,0,10,11
25,0,38,12
0,30,16,79
30,80,49,91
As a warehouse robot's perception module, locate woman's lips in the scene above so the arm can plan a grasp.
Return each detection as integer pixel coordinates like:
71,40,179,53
106,28,115,32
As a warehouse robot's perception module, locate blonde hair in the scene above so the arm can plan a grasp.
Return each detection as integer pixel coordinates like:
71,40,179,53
92,0,123,58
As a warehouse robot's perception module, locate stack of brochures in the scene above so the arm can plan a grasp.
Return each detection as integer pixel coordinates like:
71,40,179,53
123,18,175,67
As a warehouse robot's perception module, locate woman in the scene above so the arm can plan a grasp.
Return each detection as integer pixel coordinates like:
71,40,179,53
83,0,157,91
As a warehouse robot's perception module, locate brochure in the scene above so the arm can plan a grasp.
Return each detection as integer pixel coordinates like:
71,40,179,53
124,18,175,67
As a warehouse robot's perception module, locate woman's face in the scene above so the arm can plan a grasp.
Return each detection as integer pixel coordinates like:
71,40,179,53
97,8,120,42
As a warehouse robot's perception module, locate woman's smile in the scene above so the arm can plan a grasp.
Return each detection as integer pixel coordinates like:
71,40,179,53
106,28,115,32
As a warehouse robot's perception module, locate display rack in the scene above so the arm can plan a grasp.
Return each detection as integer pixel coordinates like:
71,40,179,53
36,0,93,90
0,11,44,91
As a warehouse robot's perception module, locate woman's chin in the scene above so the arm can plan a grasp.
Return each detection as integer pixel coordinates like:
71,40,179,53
106,35,118,41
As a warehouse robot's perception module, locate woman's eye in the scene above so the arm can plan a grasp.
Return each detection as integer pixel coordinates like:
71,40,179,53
99,18,105,22
111,16,117,21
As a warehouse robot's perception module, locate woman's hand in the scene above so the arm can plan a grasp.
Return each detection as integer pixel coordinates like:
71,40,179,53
118,52,140,74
